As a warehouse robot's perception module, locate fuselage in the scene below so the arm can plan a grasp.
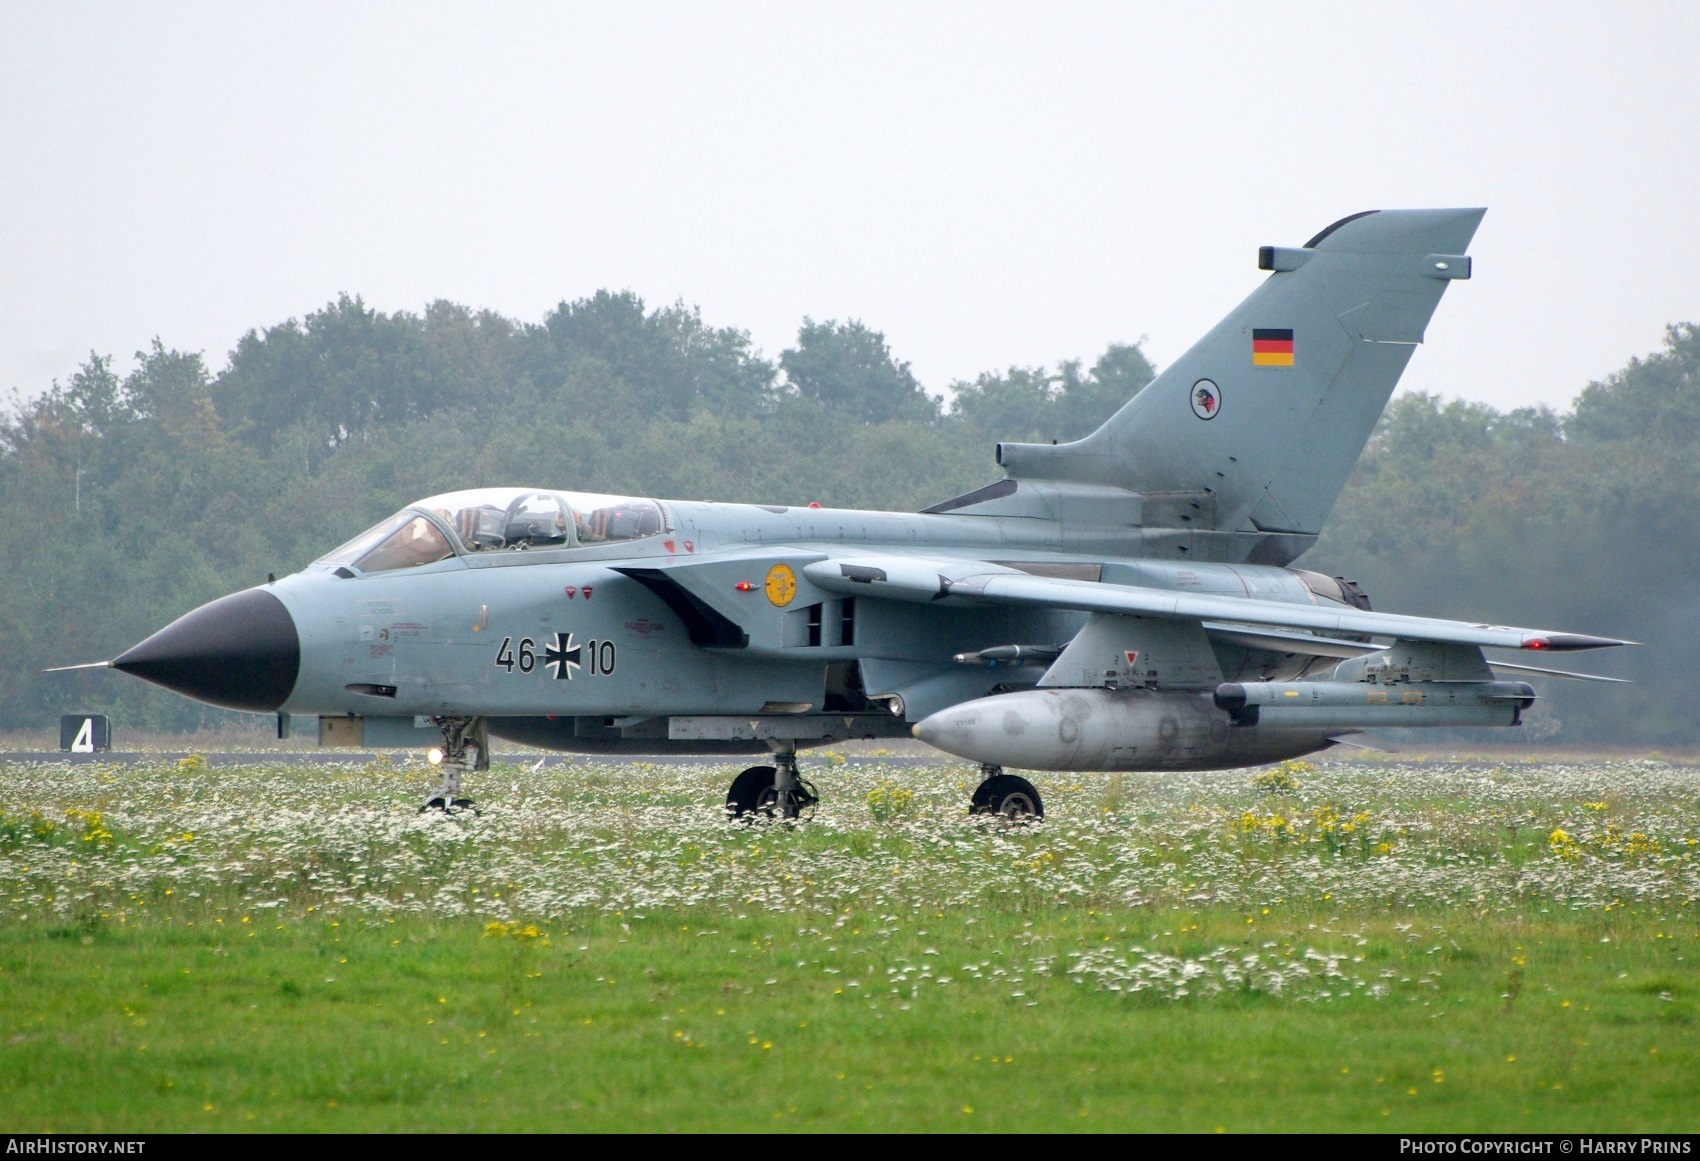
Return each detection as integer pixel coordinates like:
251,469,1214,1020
260,492,1349,725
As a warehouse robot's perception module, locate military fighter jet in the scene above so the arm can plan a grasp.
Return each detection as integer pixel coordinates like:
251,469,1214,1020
81,208,1628,818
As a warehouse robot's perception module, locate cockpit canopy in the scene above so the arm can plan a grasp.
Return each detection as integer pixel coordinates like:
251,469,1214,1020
316,487,666,574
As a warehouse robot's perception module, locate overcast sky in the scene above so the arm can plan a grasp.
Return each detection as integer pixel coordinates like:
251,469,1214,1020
3,1,1696,413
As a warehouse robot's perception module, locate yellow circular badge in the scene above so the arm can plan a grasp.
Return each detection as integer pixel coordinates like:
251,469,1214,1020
764,563,798,607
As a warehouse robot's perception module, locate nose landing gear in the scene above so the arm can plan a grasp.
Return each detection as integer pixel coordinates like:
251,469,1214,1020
725,744,819,820
423,716,486,812
969,763,1044,820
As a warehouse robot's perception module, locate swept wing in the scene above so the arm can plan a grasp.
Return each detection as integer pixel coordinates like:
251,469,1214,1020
801,555,1629,654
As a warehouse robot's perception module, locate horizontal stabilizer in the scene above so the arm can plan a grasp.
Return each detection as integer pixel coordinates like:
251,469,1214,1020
1488,660,1630,684
1203,623,1377,659
1196,628,1629,680
1328,736,1396,754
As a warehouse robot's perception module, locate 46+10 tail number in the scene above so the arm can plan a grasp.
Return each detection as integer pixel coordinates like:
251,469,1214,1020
495,632,614,680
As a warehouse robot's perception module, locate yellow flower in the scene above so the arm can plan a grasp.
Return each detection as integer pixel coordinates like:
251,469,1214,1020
866,780,916,821
1250,760,1310,793
1624,832,1662,857
64,808,114,848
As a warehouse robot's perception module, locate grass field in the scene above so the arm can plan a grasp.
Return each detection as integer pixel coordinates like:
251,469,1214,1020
1,754,1695,1132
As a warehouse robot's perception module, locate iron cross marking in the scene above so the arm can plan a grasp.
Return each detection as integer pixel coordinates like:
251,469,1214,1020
544,632,582,680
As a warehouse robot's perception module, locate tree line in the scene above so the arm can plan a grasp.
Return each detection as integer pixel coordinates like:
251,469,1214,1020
1,290,1692,743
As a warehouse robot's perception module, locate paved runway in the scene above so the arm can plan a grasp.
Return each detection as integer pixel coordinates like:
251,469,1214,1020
0,751,945,768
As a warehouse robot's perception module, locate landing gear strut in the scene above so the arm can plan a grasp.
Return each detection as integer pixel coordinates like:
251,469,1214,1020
969,763,1044,820
423,716,486,812
725,744,819,820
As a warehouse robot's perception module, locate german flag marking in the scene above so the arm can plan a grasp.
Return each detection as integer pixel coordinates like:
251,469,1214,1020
1252,327,1294,367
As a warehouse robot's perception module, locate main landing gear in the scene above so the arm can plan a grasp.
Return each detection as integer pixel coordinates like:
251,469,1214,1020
969,763,1044,820
725,743,819,821
724,755,1041,821
423,716,486,812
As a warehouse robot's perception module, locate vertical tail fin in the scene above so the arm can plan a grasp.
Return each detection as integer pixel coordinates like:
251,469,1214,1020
985,208,1484,545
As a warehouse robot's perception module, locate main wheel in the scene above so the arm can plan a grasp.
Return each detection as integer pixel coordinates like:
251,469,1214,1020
726,766,776,818
970,774,1043,820
757,778,820,821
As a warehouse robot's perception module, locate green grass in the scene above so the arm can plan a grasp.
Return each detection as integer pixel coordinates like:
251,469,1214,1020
1,908,1695,1131
0,755,1696,1131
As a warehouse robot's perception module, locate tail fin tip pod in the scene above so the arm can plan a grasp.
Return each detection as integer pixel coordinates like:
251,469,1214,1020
947,208,1486,561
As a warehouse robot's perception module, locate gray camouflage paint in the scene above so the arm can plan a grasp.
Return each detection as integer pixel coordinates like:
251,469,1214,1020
143,209,1628,770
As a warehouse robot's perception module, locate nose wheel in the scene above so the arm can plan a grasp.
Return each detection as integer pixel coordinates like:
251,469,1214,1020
726,749,818,820
970,764,1043,820
422,716,486,812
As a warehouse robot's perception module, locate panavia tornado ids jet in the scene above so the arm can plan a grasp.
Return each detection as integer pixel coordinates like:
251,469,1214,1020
80,208,1629,818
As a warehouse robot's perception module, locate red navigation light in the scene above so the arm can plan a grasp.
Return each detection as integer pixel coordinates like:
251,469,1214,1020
735,581,754,592
1524,639,1549,650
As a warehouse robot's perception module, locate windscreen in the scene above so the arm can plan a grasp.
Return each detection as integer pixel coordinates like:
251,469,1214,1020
356,516,455,573
314,513,412,568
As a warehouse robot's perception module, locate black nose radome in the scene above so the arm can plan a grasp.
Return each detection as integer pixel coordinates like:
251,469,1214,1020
113,588,300,712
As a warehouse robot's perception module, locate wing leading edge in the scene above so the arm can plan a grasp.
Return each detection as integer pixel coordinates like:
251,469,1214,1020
800,556,1629,653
